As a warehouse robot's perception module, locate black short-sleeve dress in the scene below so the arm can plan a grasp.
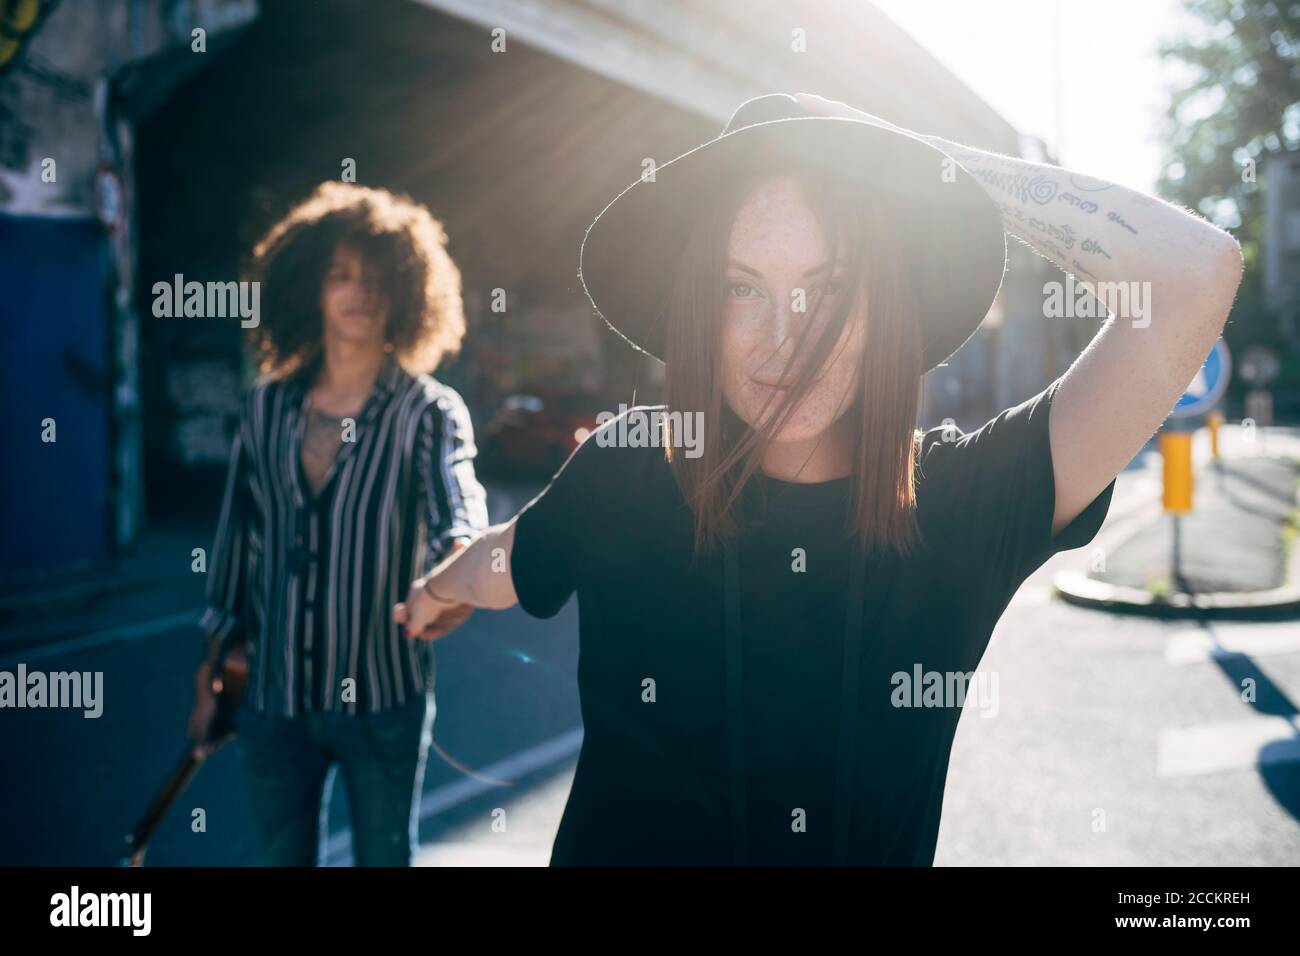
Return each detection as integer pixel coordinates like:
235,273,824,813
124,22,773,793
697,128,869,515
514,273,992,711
510,377,1114,866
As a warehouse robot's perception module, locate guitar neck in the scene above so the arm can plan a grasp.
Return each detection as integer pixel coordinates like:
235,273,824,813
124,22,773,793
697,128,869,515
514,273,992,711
123,746,207,865
125,645,247,865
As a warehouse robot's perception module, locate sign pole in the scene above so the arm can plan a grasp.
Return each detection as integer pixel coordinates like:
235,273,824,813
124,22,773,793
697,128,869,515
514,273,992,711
1172,511,1182,588
1159,427,1194,593
1161,339,1231,596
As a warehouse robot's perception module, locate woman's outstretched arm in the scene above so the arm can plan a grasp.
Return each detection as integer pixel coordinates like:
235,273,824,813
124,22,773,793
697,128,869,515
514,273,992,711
393,519,520,639
797,93,1245,535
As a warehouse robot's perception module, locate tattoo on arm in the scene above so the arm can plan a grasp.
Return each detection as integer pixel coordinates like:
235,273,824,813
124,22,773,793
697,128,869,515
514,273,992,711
1107,210,1138,235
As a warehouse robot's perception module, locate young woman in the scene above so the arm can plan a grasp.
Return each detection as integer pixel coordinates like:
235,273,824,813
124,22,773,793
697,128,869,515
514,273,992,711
394,94,1243,866
191,182,489,865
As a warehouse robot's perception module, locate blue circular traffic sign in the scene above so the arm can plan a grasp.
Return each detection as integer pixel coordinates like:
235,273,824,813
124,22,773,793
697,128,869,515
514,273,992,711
1170,339,1231,419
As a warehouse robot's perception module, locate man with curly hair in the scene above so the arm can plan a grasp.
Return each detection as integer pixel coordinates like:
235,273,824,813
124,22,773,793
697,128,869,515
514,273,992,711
187,182,489,866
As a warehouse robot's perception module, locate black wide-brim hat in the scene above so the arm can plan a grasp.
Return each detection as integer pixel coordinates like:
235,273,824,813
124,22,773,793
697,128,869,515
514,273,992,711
579,93,1007,372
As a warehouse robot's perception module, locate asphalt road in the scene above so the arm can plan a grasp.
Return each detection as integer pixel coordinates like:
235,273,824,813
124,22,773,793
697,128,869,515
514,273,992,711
2,440,1298,866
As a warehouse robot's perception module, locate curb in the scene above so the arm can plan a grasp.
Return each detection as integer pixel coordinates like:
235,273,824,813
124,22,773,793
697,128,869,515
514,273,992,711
1053,568,1300,620
1054,472,1300,620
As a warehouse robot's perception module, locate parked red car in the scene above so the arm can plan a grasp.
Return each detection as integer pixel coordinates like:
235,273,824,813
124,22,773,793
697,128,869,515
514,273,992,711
479,390,602,477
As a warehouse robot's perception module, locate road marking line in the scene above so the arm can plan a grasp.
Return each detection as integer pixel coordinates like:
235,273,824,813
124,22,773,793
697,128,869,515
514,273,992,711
413,842,551,867
0,604,580,865
1164,624,1300,665
0,611,199,667
1157,717,1300,777
323,727,583,864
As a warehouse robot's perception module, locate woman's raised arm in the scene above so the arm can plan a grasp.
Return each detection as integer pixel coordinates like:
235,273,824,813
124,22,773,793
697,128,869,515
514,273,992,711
797,92,1245,535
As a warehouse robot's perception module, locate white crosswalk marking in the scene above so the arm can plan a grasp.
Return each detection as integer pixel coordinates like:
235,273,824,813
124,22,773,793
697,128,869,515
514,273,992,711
1164,622,1300,665
1158,717,1300,777
1157,622,1300,778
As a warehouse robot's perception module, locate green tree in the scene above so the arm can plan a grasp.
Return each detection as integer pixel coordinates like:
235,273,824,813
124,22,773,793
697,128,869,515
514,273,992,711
1159,0,1298,235
1159,0,1299,383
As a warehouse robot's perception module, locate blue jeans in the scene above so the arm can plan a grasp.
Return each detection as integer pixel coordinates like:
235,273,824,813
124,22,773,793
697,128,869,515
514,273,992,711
237,693,435,866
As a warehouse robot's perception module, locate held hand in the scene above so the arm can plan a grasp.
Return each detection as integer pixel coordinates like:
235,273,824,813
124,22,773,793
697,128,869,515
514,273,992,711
419,601,474,641
394,574,471,641
393,538,478,640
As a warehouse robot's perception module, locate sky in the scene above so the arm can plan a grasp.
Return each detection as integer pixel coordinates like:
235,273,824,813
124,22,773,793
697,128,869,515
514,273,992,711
873,0,1192,193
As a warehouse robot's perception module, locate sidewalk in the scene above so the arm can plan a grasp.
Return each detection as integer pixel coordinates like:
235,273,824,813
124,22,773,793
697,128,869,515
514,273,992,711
1056,427,1300,618
0,521,206,658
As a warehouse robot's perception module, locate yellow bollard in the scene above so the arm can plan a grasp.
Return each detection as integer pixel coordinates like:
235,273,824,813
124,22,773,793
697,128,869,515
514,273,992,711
1207,410,1224,460
1160,432,1194,513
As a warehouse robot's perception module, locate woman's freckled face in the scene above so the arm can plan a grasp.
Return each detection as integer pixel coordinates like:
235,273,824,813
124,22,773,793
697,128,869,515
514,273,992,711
719,175,865,443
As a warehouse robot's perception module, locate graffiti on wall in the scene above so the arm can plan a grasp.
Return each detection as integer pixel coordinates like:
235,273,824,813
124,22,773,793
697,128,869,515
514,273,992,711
0,0,51,74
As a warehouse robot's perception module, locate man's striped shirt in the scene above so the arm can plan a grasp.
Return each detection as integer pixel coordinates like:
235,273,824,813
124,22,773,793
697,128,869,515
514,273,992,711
199,352,489,717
